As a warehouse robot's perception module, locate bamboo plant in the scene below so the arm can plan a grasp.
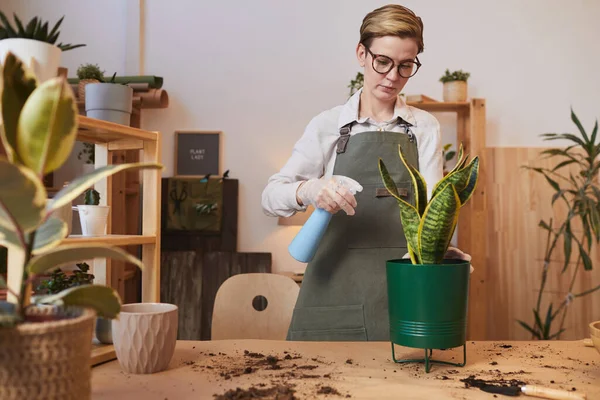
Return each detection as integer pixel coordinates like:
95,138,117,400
518,109,600,340
0,52,162,326
378,144,479,264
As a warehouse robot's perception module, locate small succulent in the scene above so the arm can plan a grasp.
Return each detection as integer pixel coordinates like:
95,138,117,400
439,69,470,83
76,63,104,81
379,143,479,264
0,12,85,51
84,188,100,206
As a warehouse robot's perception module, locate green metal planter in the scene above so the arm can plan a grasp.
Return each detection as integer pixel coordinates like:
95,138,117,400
386,258,471,372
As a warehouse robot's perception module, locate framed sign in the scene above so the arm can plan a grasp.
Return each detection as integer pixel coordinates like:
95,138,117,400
175,130,222,176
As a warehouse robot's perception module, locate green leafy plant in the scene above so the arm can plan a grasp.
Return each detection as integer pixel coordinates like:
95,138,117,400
84,188,100,206
76,63,104,81
378,144,479,264
36,262,94,295
443,143,457,174
0,12,85,51
348,71,364,97
517,109,600,340
439,69,470,83
0,52,163,326
78,142,95,164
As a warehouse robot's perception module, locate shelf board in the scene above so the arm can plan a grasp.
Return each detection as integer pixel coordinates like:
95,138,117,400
91,342,116,367
63,234,157,246
407,101,470,112
77,115,158,144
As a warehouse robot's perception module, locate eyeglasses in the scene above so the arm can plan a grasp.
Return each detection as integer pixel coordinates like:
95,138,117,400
364,46,422,78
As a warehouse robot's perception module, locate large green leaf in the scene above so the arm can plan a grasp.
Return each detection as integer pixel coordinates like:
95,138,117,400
37,284,121,319
0,158,46,233
1,52,38,164
47,162,163,211
31,217,67,254
27,244,144,275
17,76,78,175
398,145,427,215
418,182,460,264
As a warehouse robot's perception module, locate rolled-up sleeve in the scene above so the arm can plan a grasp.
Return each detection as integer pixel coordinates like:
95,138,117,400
417,117,444,201
261,117,325,217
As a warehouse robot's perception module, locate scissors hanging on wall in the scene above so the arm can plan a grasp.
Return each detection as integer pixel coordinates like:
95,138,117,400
169,181,188,215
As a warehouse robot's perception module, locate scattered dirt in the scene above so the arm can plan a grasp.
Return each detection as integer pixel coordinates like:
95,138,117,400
213,384,297,400
317,386,341,395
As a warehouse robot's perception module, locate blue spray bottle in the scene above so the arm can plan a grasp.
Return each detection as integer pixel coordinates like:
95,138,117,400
288,179,363,263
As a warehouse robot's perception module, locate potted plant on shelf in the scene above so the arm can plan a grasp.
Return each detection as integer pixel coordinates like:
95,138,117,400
439,69,470,102
0,12,85,82
76,63,104,102
0,52,162,399
74,188,109,237
378,143,479,373
85,72,133,126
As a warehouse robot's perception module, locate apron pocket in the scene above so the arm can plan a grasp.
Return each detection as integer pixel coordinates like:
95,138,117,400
288,304,367,341
347,182,412,249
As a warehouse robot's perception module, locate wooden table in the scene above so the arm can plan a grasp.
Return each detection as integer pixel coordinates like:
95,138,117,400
92,340,600,399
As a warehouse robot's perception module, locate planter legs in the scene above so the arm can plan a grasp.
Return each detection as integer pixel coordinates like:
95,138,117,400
391,343,467,373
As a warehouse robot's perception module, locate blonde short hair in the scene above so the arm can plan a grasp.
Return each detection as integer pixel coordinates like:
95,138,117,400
359,4,424,53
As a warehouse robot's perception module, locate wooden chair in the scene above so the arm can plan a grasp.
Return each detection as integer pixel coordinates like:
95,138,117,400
211,273,300,340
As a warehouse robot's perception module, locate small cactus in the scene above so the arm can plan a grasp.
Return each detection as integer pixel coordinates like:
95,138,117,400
84,188,100,205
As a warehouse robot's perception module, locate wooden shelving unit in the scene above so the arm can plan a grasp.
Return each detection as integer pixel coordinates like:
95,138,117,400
408,98,488,341
6,115,162,367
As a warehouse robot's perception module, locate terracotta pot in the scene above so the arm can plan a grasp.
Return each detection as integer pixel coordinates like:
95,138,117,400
0,306,95,400
443,81,468,102
112,303,178,374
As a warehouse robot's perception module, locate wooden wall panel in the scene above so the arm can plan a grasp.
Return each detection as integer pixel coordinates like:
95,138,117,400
486,147,600,340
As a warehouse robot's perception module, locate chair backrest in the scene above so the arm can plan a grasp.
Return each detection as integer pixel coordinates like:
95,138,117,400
211,273,300,340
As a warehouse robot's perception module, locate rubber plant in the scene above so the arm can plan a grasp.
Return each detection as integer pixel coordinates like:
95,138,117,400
378,144,479,264
0,51,162,326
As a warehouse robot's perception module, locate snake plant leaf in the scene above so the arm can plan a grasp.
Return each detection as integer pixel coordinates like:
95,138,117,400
31,217,68,255
456,156,480,205
399,202,422,264
47,162,163,211
378,158,402,201
27,244,144,275
448,143,465,174
36,284,121,319
1,52,38,164
418,182,460,264
431,156,479,203
0,158,46,234
17,76,78,175
397,145,427,215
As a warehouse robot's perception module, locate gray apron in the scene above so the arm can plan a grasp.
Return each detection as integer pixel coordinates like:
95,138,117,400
287,120,419,341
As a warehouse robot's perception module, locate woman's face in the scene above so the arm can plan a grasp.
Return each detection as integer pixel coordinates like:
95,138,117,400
356,36,419,103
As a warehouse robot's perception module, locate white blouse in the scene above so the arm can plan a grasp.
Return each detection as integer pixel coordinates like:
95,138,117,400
261,88,444,218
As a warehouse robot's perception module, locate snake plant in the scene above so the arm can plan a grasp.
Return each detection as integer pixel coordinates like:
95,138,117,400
379,144,479,264
0,12,85,52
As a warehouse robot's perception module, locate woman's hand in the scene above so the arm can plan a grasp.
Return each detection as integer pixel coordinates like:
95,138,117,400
296,175,362,215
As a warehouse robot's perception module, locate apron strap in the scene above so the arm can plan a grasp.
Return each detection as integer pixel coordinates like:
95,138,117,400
337,117,415,154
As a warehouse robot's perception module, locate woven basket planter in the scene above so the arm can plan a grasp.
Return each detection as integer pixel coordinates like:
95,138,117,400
78,79,100,101
443,81,468,102
0,306,95,400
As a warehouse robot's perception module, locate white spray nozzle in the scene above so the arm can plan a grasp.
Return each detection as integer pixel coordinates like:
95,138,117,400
333,175,363,195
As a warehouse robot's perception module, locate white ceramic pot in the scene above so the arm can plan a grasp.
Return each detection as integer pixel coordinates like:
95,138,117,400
74,205,109,236
85,83,133,126
0,38,62,83
112,303,178,374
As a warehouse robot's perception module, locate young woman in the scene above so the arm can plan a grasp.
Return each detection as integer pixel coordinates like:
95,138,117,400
262,4,470,341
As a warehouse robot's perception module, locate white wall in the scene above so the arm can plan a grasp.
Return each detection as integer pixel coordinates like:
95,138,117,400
4,0,600,273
